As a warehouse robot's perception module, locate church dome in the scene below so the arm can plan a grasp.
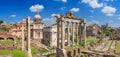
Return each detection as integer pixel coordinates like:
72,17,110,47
33,12,42,23
34,14,41,19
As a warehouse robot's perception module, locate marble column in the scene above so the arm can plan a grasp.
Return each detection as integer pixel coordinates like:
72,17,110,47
61,20,65,49
76,22,78,44
72,22,74,45
67,22,70,46
83,20,86,45
79,23,82,44
21,21,25,51
26,16,32,57
57,21,60,48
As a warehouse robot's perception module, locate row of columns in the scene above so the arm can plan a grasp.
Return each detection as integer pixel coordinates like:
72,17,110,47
57,19,86,49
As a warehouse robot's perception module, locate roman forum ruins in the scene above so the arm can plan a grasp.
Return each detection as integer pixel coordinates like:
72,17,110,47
55,12,86,57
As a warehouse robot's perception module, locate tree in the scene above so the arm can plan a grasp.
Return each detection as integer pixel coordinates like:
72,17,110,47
0,20,3,28
103,29,111,36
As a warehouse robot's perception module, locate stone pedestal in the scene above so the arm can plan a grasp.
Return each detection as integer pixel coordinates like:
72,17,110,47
56,48,67,57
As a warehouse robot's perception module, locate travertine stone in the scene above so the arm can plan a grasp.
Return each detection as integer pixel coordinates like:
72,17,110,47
57,21,60,48
67,22,70,46
21,20,25,51
26,16,32,57
72,22,74,45
83,19,86,45
61,19,65,49
76,22,78,44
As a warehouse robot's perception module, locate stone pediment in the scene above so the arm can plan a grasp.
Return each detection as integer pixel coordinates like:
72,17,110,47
65,12,77,19
55,12,78,20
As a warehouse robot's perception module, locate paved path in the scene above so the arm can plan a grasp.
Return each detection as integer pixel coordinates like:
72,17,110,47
95,38,109,52
95,38,116,52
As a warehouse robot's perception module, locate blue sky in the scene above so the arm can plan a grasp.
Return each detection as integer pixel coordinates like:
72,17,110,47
0,0,120,27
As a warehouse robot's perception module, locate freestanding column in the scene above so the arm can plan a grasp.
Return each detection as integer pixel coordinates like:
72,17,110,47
57,21,60,48
21,21,25,51
72,22,74,45
67,22,70,46
79,23,82,44
26,16,32,57
83,20,86,46
61,20,65,49
76,22,78,44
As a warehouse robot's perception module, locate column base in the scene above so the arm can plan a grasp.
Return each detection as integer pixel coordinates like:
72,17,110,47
27,49,32,57
56,47,67,57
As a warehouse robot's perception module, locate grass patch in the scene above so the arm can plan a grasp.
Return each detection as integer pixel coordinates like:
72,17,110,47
31,47,49,55
86,37,98,45
77,44,84,48
48,53,56,57
116,41,120,53
0,49,27,57
31,47,40,55
40,48,49,54
0,40,14,45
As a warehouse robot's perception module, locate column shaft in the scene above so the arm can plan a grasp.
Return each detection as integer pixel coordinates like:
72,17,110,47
21,23,24,51
26,17,32,57
61,20,65,49
57,21,60,48
72,22,74,45
83,22,86,45
79,23,82,44
67,22,70,46
76,23,78,44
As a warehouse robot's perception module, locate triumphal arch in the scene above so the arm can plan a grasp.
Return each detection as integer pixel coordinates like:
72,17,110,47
55,12,86,57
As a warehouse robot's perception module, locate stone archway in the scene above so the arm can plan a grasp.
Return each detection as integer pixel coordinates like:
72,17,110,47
0,37,4,40
7,37,14,41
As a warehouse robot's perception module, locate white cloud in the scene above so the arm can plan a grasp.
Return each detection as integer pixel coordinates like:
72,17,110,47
70,8,79,12
54,0,67,3
51,13,58,17
43,17,56,26
62,0,67,2
102,6,116,14
101,6,116,16
10,14,16,17
106,13,113,16
104,0,116,2
82,0,103,8
29,4,44,12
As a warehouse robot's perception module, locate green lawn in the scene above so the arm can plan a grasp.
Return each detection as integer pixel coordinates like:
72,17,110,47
0,40,14,45
116,41,120,53
31,47,49,55
48,53,56,57
31,47,40,55
0,49,27,57
86,37,98,45
40,48,49,54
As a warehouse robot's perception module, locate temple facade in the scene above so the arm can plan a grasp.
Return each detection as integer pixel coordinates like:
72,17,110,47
30,12,46,39
8,12,46,40
87,24,101,36
43,23,57,48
